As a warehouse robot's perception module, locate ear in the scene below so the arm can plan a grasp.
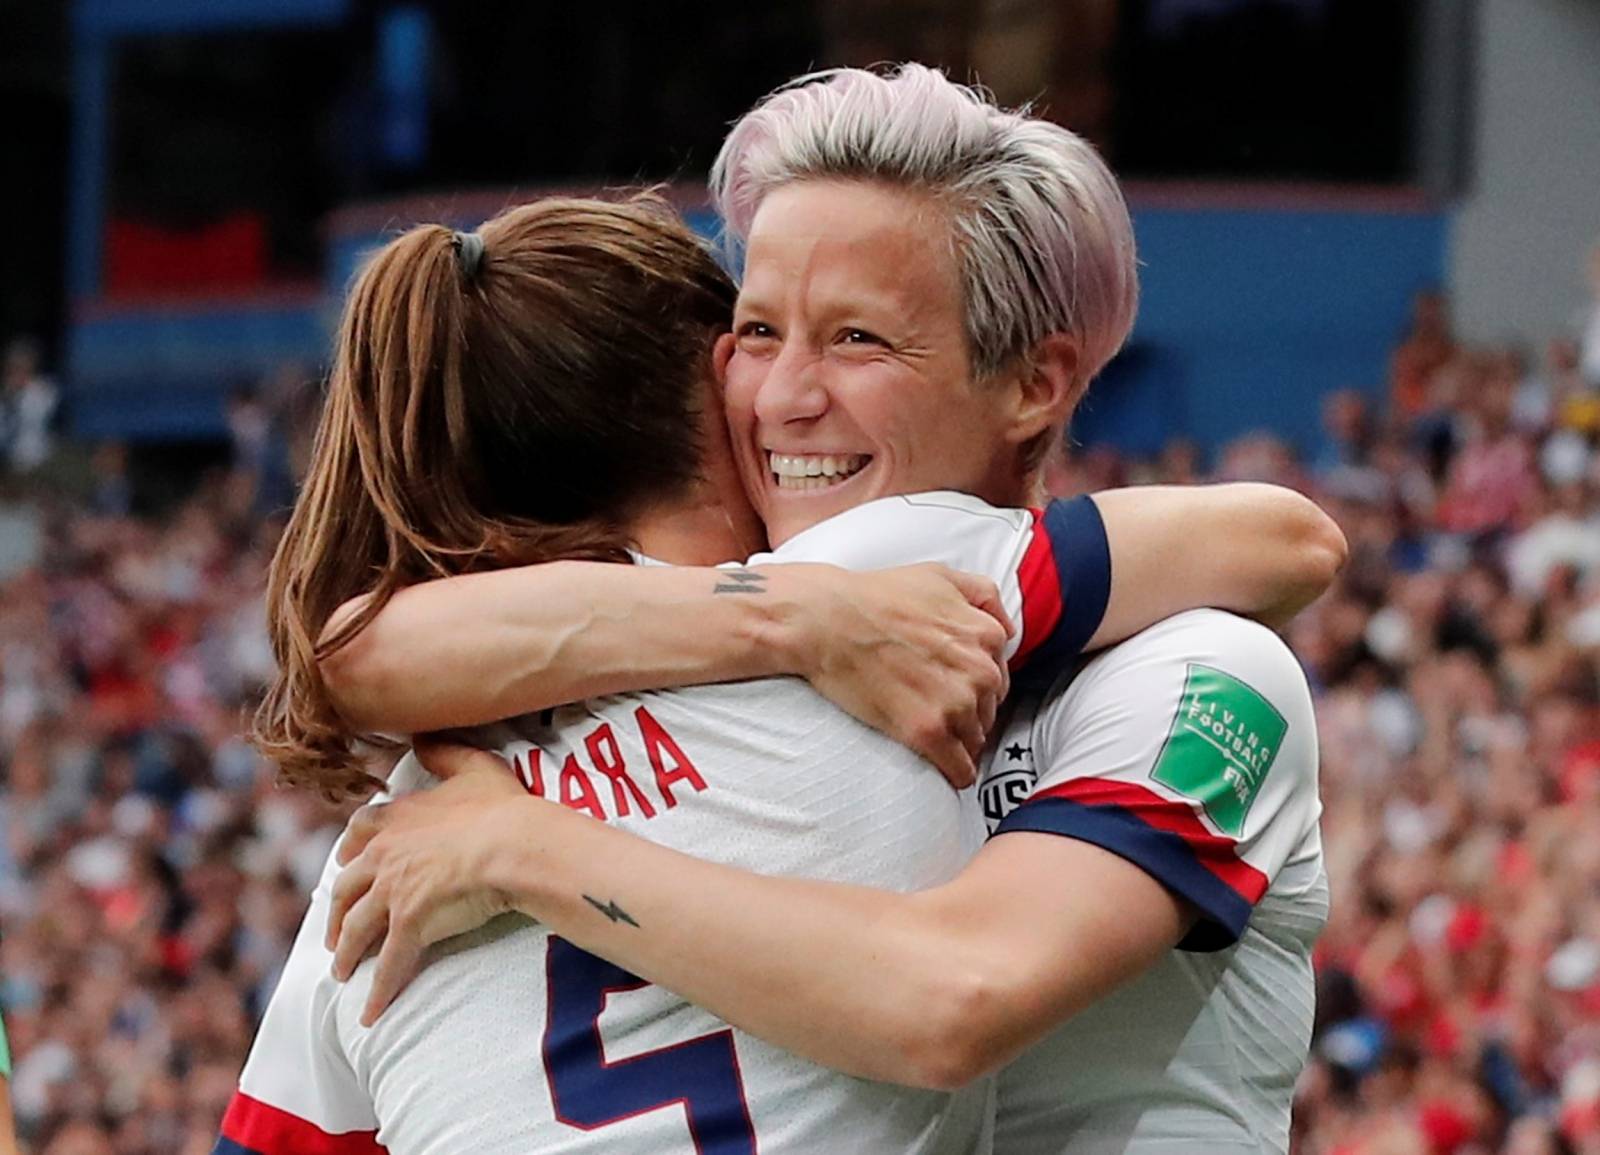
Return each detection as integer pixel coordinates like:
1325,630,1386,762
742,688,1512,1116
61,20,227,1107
712,332,738,388
1005,333,1082,445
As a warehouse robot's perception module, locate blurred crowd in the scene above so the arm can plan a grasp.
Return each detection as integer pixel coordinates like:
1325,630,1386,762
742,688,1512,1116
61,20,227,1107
1,251,1600,1153
1052,254,1600,1154
0,363,347,1155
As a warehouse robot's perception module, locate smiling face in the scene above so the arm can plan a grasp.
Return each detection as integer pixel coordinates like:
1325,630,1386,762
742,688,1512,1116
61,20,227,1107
719,180,1032,546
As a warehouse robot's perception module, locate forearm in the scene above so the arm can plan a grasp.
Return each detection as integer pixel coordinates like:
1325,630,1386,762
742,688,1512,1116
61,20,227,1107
1088,483,1346,646
481,799,995,1089
321,563,803,733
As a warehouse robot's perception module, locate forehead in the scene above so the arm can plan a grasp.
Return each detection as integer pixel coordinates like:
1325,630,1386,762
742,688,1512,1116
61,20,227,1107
737,181,962,319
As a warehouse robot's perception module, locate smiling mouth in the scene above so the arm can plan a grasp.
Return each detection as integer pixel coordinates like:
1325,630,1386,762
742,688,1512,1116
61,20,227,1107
767,452,872,492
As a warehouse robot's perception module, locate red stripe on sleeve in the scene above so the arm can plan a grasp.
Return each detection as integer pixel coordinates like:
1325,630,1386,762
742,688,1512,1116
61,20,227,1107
1033,778,1270,904
220,1091,386,1155
1010,508,1063,669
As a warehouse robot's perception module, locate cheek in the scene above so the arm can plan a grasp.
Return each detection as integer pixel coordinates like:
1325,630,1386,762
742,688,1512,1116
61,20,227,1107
721,356,762,439
901,384,1004,478
832,366,925,449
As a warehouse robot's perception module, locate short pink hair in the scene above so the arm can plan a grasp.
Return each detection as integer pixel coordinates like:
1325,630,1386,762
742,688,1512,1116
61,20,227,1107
711,63,1138,383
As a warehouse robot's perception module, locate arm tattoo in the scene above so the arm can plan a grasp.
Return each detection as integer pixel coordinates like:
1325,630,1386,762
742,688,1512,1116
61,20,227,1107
583,894,641,928
713,568,768,595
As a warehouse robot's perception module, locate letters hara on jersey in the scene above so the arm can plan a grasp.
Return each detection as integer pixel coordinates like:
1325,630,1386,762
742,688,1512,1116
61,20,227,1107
1150,664,1286,836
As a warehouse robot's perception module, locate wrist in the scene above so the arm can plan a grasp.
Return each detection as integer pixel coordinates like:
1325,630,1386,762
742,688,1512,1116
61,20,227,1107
477,798,564,918
736,566,819,680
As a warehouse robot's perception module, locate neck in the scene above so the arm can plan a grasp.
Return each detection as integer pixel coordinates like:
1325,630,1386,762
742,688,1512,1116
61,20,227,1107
629,382,769,565
629,496,754,566
976,458,1046,510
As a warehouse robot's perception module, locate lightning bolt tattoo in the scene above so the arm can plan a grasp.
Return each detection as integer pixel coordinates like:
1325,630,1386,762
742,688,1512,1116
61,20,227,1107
583,895,641,928
712,568,768,595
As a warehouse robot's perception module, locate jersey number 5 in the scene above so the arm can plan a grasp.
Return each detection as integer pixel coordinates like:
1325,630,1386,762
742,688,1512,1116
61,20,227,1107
542,937,758,1153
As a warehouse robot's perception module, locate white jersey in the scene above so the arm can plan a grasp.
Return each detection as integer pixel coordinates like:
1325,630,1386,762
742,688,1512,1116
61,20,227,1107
983,610,1327,1155
217,492,1113,1155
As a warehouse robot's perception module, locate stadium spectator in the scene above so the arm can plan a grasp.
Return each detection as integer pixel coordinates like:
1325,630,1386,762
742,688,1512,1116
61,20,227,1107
1390,289,1456,423
0,341,58,478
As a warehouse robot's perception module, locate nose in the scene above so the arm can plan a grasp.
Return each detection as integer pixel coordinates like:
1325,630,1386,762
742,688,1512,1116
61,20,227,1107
754,341,829,428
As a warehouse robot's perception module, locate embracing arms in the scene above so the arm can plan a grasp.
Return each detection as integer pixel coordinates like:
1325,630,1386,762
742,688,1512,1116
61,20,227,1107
328,614,1321,1090
1087,482,1344,646
323,562,1013,786
321,482,1343,735
331,777,1184,1090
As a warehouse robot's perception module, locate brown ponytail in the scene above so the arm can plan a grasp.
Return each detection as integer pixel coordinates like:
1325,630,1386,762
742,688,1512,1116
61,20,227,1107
252,196,736,797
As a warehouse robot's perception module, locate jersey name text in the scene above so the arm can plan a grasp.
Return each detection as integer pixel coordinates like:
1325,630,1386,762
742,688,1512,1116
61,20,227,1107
507,706,709,823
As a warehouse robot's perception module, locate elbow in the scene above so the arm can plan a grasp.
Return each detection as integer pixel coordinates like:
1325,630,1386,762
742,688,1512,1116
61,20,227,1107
1292,496,1348,600
1253,494,1346,629
317,602,390,730
893,965,1022,1092
1230,484,1346,614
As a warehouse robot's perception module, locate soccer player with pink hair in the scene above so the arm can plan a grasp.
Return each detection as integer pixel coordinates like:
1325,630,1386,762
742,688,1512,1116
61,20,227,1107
243,66,1341,1155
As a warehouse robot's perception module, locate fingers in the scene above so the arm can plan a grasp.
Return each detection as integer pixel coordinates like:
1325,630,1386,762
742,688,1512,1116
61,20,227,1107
338,804,389,866
415,738,513,781
940,568,1014,639
332,885,390,983
327,855,376,951
362,924,426,1027
926,739,978,791
952,712,987,780
977,685,999,736
909,704,979,789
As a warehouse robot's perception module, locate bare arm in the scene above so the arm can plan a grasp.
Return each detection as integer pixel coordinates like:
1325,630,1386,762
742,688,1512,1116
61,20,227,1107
325,485,1342,732
327,613,1315,1090
329,766,1188,1090
1088,482,1346,648
322,562,801,733
321,483,1341,773
323,561,1013,787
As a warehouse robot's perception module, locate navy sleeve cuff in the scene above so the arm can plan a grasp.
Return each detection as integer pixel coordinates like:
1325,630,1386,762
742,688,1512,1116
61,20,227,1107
993,796,1250,952
1013,495,1112,692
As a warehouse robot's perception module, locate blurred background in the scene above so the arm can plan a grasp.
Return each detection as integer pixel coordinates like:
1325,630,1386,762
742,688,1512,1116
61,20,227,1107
1,0,1598,1151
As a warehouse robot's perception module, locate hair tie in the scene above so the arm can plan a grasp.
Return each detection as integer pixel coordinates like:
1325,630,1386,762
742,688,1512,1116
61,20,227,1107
452,231,485,280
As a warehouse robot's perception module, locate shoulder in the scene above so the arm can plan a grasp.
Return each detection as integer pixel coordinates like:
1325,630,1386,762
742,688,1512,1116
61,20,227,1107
754,491,1031,570
1034,610,1316,782
1069,610,1306,698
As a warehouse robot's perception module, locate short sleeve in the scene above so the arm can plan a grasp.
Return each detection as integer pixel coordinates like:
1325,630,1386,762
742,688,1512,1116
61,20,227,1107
996,610,1321,951
214,850,387,1155
753,490,1111,673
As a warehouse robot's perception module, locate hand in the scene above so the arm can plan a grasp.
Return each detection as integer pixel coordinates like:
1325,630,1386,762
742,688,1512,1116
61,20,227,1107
326,742,529,1025
781,563,1012,789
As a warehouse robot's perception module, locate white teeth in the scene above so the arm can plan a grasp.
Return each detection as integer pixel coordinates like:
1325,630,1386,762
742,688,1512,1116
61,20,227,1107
768,452,870,490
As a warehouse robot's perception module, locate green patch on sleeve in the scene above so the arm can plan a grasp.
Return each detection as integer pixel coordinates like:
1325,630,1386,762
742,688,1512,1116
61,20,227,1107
1150,663,1288,836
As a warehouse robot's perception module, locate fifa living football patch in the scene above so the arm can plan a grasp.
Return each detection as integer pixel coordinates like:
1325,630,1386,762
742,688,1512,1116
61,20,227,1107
1150,664,1286,836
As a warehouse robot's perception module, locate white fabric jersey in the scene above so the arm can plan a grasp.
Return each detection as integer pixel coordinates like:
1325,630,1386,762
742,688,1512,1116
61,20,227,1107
218,492,1113,1155
746,490,1112,676
982,610,1328,1155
